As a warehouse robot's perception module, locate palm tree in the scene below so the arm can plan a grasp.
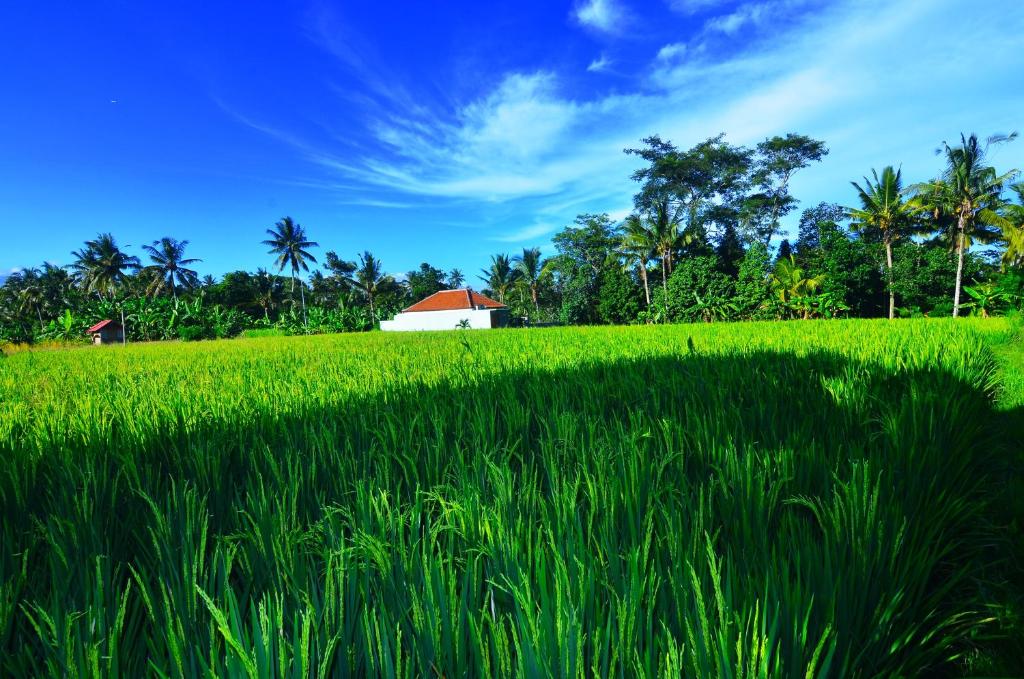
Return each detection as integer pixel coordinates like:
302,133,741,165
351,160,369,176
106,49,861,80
141,237,201,299
512,247,549,311
253,268,283,321
771,254,825,319
447,269,465,289
478,254,519,304
921,133,1018,317
262,217,319,324
620,215,657,308
996,184,1024,269
848,166,916,319
15,268,45,329
647,197,685,310
69,233,140,299
38,263,75,319
345,251,394,324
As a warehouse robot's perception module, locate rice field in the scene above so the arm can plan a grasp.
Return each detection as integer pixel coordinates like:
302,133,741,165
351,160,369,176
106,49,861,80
0,319,1021,677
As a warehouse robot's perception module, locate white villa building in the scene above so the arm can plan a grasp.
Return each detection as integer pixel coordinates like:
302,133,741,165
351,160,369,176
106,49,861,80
380,289,509,331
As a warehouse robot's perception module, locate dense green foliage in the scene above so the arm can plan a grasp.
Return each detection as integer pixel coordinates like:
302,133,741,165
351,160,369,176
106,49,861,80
3,130,1022,347
0,319,1021,676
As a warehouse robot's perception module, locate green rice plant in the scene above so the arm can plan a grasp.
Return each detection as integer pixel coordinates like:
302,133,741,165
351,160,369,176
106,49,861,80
0,319,1020,676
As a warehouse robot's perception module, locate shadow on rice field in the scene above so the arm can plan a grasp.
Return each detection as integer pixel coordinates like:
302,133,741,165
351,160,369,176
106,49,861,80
1,337,1022,676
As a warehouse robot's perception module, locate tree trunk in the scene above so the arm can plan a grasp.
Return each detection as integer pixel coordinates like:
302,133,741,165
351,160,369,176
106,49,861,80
300,281,307,326
37,305,44,330
369,294,376,325
953,218,966,318
661,258,669,323
531,285,538,312
640,264,650,308
885,239,894,320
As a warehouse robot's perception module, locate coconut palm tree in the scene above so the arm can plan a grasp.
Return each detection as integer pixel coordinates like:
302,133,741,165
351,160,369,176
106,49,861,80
38,263,75,319
345,251,394,324
771,254,825,319
447,268,465,289
253,268,283,321
15,268,45,329
512,247,549,311
620,215,657,308
848,166,916,319
263,217,318,324
478,254,519,304
141,237,201,299
644,197,686,313
69,233,140,299
920,133,1018,317
996,184,1024,269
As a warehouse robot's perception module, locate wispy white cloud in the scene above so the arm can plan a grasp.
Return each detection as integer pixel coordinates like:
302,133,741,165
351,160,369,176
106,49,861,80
233,0,1024,243
573,0,628,34
703,0,807,35
336,198,419,209
492,221,558,242
668,0,726,14
587,53,613,73
656,42,687,62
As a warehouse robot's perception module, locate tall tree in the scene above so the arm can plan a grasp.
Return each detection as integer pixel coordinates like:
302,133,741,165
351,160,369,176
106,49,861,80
406,262,448,301
140,237,201,299
69,233,140,299
848,166,916,319
748,134,829,244
478,254,519,304
775,239,793,263
447,269,466,289
253,268,284,321
620,215,657,307
346,251,394,324
37,263,77,319
714,222,745,278
996,183,1024,269
513,247,548,311
626,134,751,247
262,217,318,324
14,268,45,329
795,203,846,266
918,133,1017,317
551,214,621,324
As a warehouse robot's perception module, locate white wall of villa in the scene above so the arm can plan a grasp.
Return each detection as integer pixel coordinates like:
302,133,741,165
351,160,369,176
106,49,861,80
380,308,508,331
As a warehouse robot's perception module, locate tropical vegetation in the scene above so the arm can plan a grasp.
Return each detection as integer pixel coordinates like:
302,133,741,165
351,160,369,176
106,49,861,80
2,130,1022,348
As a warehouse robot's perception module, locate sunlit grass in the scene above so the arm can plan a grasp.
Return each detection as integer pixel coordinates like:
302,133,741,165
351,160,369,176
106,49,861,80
0,319,1019,676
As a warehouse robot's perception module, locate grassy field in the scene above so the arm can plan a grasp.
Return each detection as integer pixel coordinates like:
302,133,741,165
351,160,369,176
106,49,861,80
0,319,1021,677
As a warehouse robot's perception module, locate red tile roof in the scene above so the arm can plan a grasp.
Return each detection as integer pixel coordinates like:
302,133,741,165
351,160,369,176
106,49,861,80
403,289,506,312
87,319,119,333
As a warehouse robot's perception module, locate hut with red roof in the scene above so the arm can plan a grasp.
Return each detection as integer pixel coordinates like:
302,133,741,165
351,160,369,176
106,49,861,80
380,289,508,331
87,319,124,345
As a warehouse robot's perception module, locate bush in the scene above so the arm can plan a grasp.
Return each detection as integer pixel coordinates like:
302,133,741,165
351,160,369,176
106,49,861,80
176,325,208,342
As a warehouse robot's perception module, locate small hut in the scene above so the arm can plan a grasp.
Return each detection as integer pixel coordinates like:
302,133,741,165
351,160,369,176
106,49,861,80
87,319,124,345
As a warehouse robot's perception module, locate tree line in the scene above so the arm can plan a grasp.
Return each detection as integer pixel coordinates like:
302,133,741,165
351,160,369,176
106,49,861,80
2,130,1022,345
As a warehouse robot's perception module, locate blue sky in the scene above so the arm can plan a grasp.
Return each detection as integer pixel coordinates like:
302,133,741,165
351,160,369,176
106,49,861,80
2,0,1023,279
